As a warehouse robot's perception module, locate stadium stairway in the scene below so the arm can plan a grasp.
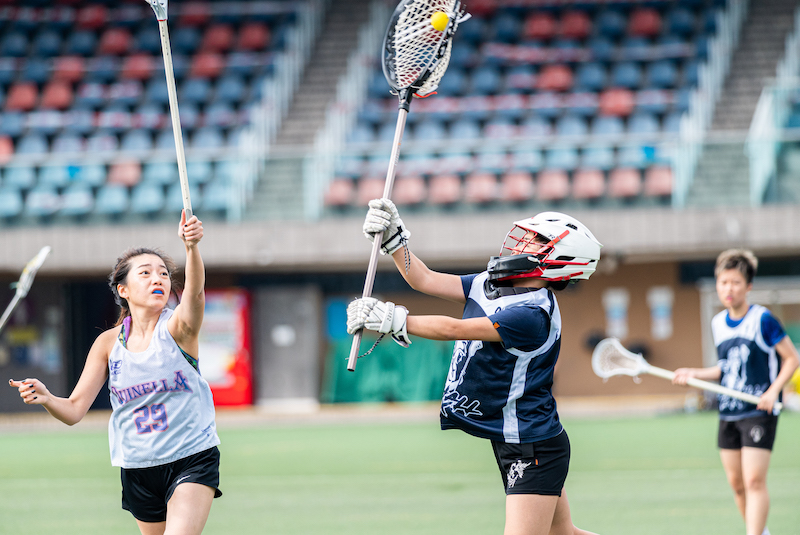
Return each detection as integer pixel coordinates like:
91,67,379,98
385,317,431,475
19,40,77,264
688,0,800,207
246,0,373,220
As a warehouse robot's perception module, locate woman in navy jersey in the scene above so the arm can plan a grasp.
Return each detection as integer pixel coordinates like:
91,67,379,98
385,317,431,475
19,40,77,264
9,210,221,535
347,199,602,535
673,249,798,535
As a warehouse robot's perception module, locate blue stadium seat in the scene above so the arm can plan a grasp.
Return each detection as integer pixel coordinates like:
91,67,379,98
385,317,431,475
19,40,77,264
476,151,509,174
173,27,201,54
39,166,70,188
437,68,468,97
96,105,133,134
376,121,398,142
3,166,36,190
470,66,502,95
24,185,61,217
591,116,625,136
663,111,683,133
544,147,579,171
505,65,536,94
145,78,170,105
85,56,119,84
66,30,98,56
181,78,212,104
0,32,29,57
225,52,262,78
674,87,692,113
556,114,589,137
0,187,23,218
580,146,616,171
509,149,543,173
19,58,51,84
595,10,627,39
368,71,390,99
449,118,482,140
214,160,242,182
0,58,16,86
683,59,700,87
142,161,178,185
121,129,154,151
73,164,107,187
587,36,615,62
574,63,607,92
529,92,562,119
617,145,649,168
107,80,144,107
357,99,386,126
94,184,130,216
27,110,63,137
564,92,599,117
413,120,447,141
348,122,375,144
52,133,86,154
130,182,166,214
204,102,238,128
32,30,62,57
86,132,120,153
519,115,553,137
635,89,671,115
448,43,478,69
214,75,246,104
619,37,651,62
0,112,25,138
457,15,486,44
16,134,49,155
191,127,225,149
484,117,518,139
646,61,679,89
60,183,94,217
665,8,696,37
187,160,213,185
173,102,199,130
200,179,230,214
75,82,107,109
166,182,201,213
611,62,643,90
628,112,661,134
62,109,95,135
491,14,522,43
134,27,162,54
155,129,177,150
134,102,164,132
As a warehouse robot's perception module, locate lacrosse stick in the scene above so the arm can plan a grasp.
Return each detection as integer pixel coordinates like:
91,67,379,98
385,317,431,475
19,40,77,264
592,338,783,410
0,246,51,334
348,0,468,372
145,0,192,219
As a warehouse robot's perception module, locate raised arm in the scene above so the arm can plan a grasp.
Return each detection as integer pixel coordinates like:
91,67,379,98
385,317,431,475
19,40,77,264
169,210,205,355
8,329,113,425
363,198,464,303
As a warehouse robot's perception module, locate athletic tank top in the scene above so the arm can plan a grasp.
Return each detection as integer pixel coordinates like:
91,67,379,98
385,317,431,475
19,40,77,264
108,308,220,468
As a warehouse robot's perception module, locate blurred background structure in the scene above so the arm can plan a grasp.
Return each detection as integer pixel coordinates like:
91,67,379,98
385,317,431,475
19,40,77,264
1,0,800,414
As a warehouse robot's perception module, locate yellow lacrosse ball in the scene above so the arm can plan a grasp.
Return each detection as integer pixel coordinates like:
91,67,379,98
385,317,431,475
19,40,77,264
431,11,449,31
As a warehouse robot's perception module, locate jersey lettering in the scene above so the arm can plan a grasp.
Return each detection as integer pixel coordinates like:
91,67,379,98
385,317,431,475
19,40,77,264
133,403,169,434
110,371,194,406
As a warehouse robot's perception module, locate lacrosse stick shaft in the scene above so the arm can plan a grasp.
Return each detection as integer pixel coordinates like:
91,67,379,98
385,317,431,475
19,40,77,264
0,294,21,334
347,107,410,372
157,18,192,219
646,364,783,410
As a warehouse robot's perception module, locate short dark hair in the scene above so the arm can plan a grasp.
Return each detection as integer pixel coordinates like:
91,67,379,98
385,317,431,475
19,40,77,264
714,249,758,284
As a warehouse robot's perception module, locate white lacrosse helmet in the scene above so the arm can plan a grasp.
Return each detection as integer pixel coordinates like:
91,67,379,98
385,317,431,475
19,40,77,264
499,211,602,281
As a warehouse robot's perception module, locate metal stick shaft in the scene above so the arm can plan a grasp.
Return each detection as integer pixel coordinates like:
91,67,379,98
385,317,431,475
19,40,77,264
347,108,409,372
0,294,21,334
157,18,192,219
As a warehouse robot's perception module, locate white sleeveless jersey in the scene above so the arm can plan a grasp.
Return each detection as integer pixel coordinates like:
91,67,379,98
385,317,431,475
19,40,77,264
108,308,220,468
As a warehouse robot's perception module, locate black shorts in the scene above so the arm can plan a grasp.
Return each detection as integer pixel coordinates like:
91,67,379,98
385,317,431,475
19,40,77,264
491,430,570,496
718,415,778,451
121,446,222,523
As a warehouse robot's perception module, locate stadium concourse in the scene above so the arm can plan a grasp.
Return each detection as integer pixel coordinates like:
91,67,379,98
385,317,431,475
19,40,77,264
2,0,800,415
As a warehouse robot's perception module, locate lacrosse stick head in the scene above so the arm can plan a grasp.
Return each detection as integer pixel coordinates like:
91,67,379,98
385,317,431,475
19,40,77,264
15,246,51,298
145,0,168,21
382,0,465,104
591,338,648,380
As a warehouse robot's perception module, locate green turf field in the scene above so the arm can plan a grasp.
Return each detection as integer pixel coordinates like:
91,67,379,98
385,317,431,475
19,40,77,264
0,410,797,534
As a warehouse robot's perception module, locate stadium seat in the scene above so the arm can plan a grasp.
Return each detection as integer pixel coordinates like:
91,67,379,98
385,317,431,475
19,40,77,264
499,170,535,203
0,135,12,164
611,62,643,90
392,175,427,206
108,161,141,186
524,12,557,41
519,115,553,137
491,14,521,43
181,78,212,104
94,183,130,217
85,56,119,83
437,68,468,97
574,63,607,92
608,168,643,198
509,149,543,173
133,102,164,131
142,161,178,185
571,169,606,200
595,10,627,39
0,58,16,86
355,176,385,207
505,65,537,94
628,112,661,135
52,56,85,83
121,54,156,80
24,185,61,218
155,129,178,150
591,116,625,137
434,150,473,175
664,111,683,134
96,108,132,136
166,182,201,213
61,109,95,136
529,92,563,119
3,166,36,190
134,27,162,54
65,30,97,56
628,8,662,37
618,145,649,168
580,146,614,171
186,160,213,185
463,171,498,203
484,118,517,139
16,133,48,155
646,61,679,89
178,3,211,27
544,147,579,171
237,23,271,51
470,66,503,95
413,120,447,141
559,10,592,40
448,43,478,70
130,182,166,214
556,115,589,137
107,80,143,107
535,170,570,202
643,166,673,197
224,51,263,78
19,58,51,85
665,8,696,37
73,164,107,187
599,88,635,116
536,64,573,92
0,31,28,57
476,151,509,174
200,179,231,214
201,24,235,53
449,118,482,140
205,102,238,128
192,127,226,149
0,187,23,219
98,27,131,55
190,52,224,78
635,89,671,115
5,82,38,112
120,129,154,152
215,75,247,104
39,165,70,188
587,36,615,62
564,92,599,117
76,4,107,30
60,183,94,217
75,82,107,108
493,94,528,121
27,110,62,136
173,26,202,54
427,173,462,205
324,177,355,208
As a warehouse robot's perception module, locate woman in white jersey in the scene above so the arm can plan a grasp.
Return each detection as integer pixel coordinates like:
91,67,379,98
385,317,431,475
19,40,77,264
347,199,601,535
673,249,798,535
9,210,221,535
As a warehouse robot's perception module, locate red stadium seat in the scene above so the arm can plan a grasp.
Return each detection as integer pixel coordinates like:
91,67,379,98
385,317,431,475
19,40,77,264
178,2,211,27
121,54,155,80
6,82,38,112
356,176,386,207
52,56,85,83
393,175,427,206
628,8,662,37
500,170,535,203
463,171,498,204
237,23,271,52
571,168,606,200
536,170,570,202
323,177,355,208
190,52,224,78
108,161,142,187
536,64,573,93
608,168,642,198
77,5,107,30
559,11,592,40
427,173,461,205
0,135,13,164
98,28,132,56
40,81,74,110
643,166,673,197
524,13,557,41
466,0,497,18
201,24,235,53
599,88,635,117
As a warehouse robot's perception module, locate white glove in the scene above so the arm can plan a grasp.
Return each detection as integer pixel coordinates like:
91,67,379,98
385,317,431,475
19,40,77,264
346,297,411,348
363,198,410,255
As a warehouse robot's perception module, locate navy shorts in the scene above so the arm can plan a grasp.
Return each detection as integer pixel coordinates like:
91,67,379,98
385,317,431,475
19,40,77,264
718,415,778,450
491,430,570,496
121,446,222,523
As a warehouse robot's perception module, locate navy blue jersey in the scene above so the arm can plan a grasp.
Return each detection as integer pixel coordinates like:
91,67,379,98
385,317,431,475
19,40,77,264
440,272,563,444
711,304,786,420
